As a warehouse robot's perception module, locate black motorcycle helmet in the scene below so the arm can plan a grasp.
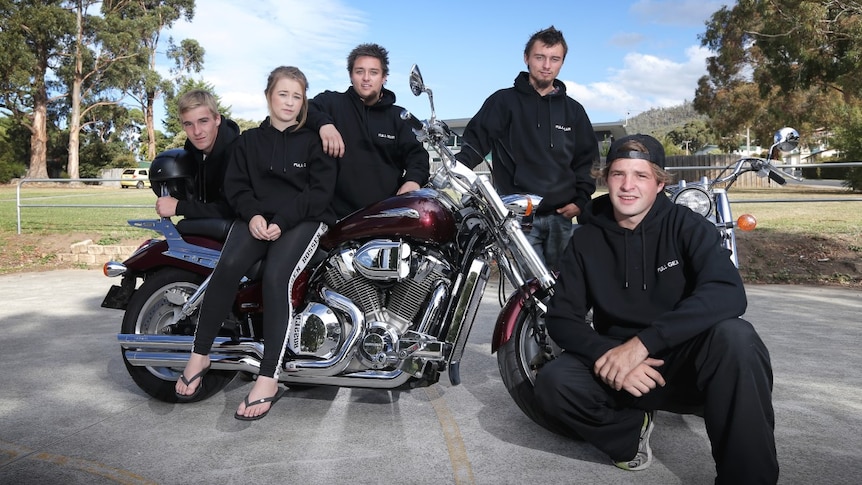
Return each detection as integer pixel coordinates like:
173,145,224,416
149,148,196,199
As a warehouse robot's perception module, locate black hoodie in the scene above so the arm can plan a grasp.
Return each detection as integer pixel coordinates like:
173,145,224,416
456,72,599,213
176,117,240,219
308,86,429,219
546,193,747,368
224,118,336,230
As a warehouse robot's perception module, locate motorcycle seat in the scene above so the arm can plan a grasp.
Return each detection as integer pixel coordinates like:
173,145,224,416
176,218,234,242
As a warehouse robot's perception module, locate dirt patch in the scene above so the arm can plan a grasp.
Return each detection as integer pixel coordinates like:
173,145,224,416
0,232,142,274
736,231,861,287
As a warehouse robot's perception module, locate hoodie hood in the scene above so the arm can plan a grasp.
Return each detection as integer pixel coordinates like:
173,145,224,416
346,85,397,110
210,117,241,159
581,191,673,233
513,71,567,98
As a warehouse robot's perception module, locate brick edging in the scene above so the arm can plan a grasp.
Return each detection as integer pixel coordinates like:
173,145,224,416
58,240,138,266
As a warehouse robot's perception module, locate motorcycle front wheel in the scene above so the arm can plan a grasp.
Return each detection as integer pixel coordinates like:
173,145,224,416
121,268,237,403
496,305,562,434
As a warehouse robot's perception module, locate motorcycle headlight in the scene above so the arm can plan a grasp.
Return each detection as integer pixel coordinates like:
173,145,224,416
672,187,713,217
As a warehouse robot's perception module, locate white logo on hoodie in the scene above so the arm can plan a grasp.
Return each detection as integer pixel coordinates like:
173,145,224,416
657,259,680,273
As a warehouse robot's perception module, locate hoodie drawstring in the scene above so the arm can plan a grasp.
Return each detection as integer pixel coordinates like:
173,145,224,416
641,229,648,291
623,231,630,289
266,121,290,173
547,96,554,149
623,229,648,291
536,96,555,149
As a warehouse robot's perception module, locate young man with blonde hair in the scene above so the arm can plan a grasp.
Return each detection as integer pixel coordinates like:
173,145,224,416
155,89,240,219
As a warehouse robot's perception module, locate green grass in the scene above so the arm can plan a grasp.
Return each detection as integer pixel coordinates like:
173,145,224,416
726,186,862,235
1,184,158,237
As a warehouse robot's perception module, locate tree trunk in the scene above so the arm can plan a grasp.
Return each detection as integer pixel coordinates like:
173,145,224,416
67,0,84,181
27,101,50,179
68,84,81,180
146,89,156,161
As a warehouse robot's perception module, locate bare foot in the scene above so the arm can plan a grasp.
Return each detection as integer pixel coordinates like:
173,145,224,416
175,353,211,397
235,376,280,419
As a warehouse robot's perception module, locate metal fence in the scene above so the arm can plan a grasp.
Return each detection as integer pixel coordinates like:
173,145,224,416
662,157,862,203
15,177,153,234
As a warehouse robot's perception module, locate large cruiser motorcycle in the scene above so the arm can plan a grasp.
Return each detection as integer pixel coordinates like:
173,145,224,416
101,66,557,429
102,66,802,432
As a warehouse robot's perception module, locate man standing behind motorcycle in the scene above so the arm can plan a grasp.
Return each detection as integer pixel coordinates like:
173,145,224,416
309,43,429,219
155,89,240,219
174,66,337,421
533,134,778,483
455,26,599,270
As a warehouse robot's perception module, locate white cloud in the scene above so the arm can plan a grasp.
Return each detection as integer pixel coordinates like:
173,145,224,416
630,0,729,26
153,1,724,126
609,32,646,48
565,45,710,122
166,0,367,120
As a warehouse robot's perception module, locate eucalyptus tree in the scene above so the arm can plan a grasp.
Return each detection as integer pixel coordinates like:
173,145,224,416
0,0,74,178
115,0,200,161
57,0,144,179
695,0,862,149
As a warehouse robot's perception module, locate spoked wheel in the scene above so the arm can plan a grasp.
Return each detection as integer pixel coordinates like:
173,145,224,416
121,268,237,402
496,304,562,433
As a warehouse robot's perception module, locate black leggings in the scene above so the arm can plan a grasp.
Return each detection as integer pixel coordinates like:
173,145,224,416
192,219,327,378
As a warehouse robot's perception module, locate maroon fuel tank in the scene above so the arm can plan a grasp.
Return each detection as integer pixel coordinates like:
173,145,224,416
320,188,457,249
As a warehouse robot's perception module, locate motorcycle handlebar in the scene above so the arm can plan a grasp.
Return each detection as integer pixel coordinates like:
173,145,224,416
768,169,786,185
400,109,425,131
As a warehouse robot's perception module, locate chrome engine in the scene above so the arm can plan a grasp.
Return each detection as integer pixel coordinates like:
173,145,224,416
288,239,453,372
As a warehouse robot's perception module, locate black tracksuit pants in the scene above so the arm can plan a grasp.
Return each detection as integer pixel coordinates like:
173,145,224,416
192,219,327,378
534,318,778,484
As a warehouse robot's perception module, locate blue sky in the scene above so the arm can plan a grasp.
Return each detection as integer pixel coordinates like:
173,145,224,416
165,0,729,125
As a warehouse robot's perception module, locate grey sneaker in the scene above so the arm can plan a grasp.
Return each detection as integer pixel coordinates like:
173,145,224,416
614,411,655,471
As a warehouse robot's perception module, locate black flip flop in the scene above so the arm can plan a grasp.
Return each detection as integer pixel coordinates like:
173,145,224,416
234,387,286,421
174,364,211,402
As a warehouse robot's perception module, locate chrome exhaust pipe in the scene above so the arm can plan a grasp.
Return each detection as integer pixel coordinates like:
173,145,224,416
122,350,413,388
118,333,361,378
119,287,368,378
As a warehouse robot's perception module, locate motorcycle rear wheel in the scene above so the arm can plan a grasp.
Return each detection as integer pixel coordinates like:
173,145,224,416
496,306,561,434
121,268,237,403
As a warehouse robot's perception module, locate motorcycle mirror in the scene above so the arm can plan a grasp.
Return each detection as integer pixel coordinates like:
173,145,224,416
773,127,800,152
409,64,425,96
408,64,438,121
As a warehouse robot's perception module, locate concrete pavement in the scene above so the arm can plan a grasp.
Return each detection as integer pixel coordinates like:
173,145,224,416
0,269,859,484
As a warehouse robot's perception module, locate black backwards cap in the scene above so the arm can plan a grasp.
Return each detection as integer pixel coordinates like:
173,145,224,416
606,134,666,169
